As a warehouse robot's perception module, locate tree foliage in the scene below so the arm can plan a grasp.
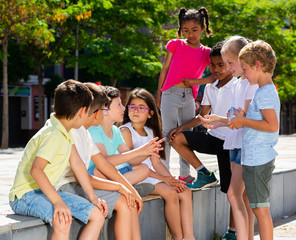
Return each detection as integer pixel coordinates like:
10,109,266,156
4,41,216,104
0,0,51,148
74,0,173,87
176,0,296,102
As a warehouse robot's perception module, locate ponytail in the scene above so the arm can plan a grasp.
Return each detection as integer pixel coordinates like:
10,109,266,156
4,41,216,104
177,6,213,38
199,7,213,37
177,8,187,38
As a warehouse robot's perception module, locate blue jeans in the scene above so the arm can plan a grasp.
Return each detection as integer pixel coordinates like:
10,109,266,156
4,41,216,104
10,189,94,226
161,86,195,176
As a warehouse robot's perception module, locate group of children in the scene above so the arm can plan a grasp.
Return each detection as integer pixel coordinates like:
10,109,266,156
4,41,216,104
9,6,280,240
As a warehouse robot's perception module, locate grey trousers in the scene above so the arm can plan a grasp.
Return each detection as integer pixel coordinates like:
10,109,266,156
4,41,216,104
160,86,195,176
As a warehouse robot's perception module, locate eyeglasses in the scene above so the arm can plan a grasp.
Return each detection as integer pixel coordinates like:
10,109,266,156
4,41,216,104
94,108,110,114
128,105,151,113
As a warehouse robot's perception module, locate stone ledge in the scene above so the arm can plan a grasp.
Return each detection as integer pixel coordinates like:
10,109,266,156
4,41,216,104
1,169,296,240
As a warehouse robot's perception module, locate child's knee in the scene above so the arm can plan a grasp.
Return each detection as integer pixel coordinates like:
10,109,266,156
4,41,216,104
139,163,150,176
178,188,192,200
171,132,185,147
164,187,179,202
252,206,270,217
114,195,130,214
89,206,105,226
52,218,71,236
227,188,236,203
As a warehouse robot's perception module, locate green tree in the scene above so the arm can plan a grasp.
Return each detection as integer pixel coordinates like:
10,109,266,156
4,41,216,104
175,0,296,101
20,0,96,127
74,0,173,88
0,0,49,148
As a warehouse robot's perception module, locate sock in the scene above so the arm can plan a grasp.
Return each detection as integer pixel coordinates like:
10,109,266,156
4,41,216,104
195,165,210,175
228,226,236,235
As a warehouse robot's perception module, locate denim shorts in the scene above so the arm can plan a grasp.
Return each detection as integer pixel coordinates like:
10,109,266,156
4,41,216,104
59,182,121,219
229,149,242,165
242,159,275,208
88,167,95,176
88,165,133,176
118,165,133,175
9,189,94,226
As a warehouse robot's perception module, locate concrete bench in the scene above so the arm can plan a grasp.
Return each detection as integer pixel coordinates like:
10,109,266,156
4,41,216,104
1,169,296,240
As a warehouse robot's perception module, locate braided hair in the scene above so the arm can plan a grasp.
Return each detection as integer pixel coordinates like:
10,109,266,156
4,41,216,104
177,7,213,38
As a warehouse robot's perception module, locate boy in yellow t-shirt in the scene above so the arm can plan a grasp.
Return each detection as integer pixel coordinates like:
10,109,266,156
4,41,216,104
9,80,106,240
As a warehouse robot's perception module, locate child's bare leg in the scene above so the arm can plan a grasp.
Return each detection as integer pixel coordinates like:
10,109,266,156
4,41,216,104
113,195,135,240
123,164,150,185
252,207,273,240
171,133,202,168
243,189,255,240
51,217,71,240
227,163,248,240
131,206,141,240
79,206,105,240
178,188,195,240
152,182,183,240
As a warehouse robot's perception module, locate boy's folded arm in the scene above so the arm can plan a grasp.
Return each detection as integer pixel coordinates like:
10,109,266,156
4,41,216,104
70,145,97,203
30,157,64,204
242,108,279,132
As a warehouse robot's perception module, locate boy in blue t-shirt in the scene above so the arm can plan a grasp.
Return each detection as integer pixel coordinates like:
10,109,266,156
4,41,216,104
229,40,280,239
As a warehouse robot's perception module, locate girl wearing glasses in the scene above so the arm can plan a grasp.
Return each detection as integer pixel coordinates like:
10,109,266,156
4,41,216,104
88,86,165,199
120,88,194,240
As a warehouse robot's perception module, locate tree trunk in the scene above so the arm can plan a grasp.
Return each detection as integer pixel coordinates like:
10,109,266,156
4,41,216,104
74,25,79,81
36,63,44,128
1,34,9,149
289,101,293,134
111,78,117,87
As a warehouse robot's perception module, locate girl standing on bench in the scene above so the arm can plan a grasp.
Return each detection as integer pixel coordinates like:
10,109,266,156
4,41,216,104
120,88,195,240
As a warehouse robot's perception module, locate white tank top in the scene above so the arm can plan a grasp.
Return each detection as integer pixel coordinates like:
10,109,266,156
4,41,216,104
120,122,162,185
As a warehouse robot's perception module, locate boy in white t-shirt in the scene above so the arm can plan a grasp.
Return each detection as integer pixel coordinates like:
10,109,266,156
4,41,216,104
58,83,143,239
170,41,238,236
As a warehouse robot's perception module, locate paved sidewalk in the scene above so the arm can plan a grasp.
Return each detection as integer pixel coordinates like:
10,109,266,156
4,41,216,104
1,135,296,239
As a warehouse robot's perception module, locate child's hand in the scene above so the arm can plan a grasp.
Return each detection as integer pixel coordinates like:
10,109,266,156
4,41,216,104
237,107,246,117
182,79,198,87
143,137,165,157
134,195,143,214
118,185,136,210
228,111,245,130
91,197,108,218
174,184,188,193
163,176,186,187
169,126,184,142
199,114,219,124
53,200,72,226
